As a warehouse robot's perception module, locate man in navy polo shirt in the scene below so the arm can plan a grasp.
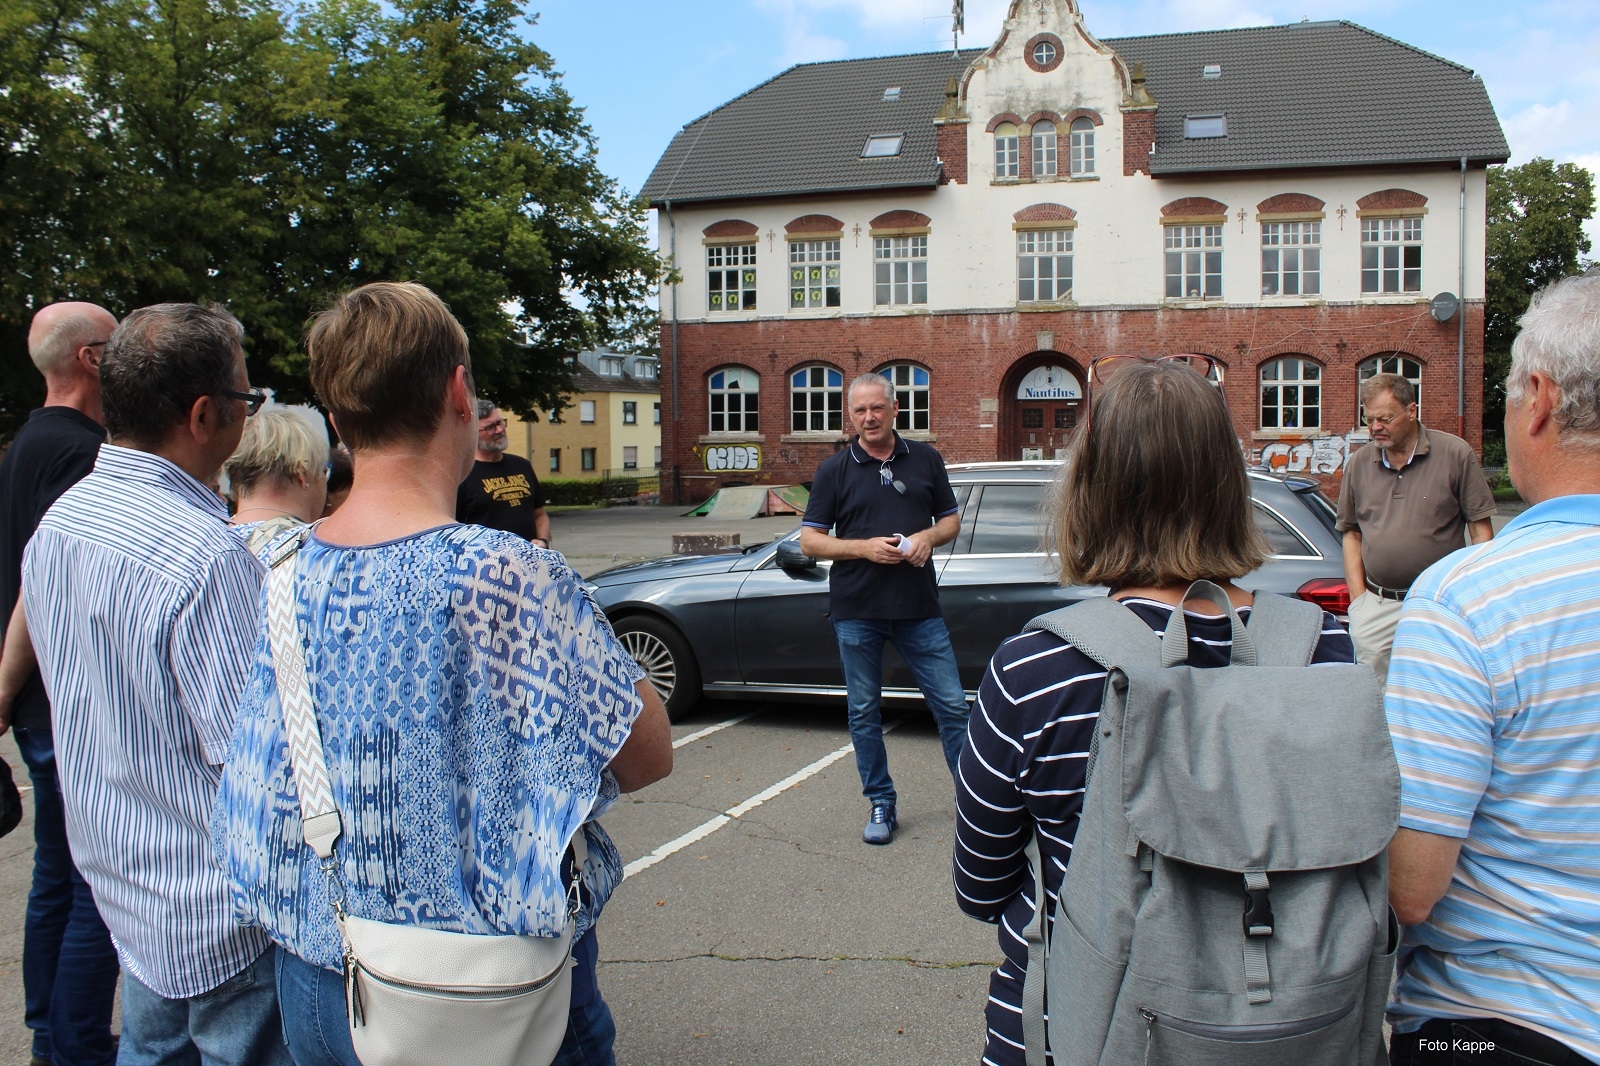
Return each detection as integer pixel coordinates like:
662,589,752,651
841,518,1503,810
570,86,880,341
801,373,968,844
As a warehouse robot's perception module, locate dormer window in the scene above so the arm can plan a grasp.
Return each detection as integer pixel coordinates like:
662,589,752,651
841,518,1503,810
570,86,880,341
1184,114,1227,139
861,134,904,158
882,87,901,102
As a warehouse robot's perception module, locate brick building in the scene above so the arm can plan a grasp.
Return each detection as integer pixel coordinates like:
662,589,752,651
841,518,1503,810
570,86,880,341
642,0,1508,502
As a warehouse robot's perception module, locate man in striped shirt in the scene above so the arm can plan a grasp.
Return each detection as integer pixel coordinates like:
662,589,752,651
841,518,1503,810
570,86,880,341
1386,272,1600,1064
23,304,290,1065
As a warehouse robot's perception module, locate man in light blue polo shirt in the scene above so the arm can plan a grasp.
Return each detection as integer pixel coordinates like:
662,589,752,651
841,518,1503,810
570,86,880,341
1386,271,1600,1065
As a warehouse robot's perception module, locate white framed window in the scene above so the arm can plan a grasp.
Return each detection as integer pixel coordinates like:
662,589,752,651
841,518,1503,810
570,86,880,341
1017,230,1073,302
994,123,1019,178
1165,225,1223,299
874,235,928,306
707,244,757,311
1031,126,1057,177
1261,222,1321,297
1069,118,1095,176
878,364,930,432
861,134,904,157
579,400,596,423
622,401,637,425
1358,354,1423,424
622,446,638,470
1361,217,1422,293
1259,357,1321,430
653,445,662,468
708,367,759,433
1185,114,1227,138
790,366,844,432
788,240,841,308
1031,40,1057,67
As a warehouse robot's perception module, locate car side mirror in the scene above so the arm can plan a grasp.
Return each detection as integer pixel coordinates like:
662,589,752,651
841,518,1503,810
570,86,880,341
775,541,816,570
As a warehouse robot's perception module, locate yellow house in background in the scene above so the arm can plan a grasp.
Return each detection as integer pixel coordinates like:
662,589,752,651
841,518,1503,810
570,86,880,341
500,349,661,482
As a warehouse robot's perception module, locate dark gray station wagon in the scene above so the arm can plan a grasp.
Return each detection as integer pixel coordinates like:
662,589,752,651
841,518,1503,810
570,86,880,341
586,463,1351,720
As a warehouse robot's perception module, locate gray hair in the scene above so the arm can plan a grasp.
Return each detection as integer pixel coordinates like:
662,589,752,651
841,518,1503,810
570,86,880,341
848,372,895,406
101,303,245,446
224,405,331,494
1359,372,1416,409
29,308,106,376
1507,273,1600,448
476,397,497,420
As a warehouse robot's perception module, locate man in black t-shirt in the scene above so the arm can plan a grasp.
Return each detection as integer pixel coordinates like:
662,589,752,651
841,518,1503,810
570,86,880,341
800,374,968,845
456,400,550,547
0,301,120,1066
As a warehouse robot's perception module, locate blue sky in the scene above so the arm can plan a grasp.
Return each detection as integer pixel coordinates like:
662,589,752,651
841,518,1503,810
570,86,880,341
534,0,1599,250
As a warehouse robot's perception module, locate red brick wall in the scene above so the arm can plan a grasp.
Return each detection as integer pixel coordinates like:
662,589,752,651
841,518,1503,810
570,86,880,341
935,123,967,185
658,303,1486,503
1123,111,1155,176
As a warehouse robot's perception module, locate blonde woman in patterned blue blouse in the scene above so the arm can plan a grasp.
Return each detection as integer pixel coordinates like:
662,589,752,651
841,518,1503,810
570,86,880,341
212,282,672,1066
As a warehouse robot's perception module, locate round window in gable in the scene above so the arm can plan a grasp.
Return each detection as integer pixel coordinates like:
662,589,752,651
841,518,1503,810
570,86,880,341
1025,34,1063,73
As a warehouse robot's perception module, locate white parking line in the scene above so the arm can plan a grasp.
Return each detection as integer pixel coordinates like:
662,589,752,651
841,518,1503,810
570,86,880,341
623,719,901,879
672,709,760,750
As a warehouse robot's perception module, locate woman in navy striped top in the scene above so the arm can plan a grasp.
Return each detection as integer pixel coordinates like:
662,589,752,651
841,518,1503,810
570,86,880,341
951,360,1354,1066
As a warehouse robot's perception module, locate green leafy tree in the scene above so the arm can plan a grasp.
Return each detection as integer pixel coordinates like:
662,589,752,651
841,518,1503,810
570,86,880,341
1483,158,1595,436
0,0,659,439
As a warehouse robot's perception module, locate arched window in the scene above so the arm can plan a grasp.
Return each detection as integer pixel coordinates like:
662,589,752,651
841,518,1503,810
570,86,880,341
994,123,1019,178
1259,357,1321,430
1031,125,1057,177
1357,354,1422,424
878,364,931,432
709,367,759,433
1069,118,1095,176
790,366,843,432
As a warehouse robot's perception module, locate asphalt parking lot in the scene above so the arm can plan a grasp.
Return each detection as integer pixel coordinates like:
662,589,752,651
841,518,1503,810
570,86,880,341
0,497,1529,1064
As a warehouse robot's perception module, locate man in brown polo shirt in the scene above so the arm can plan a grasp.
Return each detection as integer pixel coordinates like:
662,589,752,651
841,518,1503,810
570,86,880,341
1338,373,1496,677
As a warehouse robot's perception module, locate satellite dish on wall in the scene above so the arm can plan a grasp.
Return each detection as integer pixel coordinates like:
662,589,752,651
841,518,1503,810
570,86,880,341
1430,292,1460,322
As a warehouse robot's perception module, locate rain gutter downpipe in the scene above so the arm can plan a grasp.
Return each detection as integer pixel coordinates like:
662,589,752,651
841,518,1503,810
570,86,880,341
1458,156,1467,440
666,199,681,505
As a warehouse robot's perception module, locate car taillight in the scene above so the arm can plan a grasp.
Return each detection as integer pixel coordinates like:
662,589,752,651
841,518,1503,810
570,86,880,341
1297,578,1350,616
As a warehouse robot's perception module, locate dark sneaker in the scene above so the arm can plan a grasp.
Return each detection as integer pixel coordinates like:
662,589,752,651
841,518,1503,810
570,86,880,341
862,802,898,845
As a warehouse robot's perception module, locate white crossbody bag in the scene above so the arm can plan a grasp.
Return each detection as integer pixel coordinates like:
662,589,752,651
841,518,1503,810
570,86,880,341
266,536,580,1066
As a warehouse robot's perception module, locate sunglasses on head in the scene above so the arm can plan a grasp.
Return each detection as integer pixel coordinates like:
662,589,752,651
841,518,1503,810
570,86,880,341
1082,354,1227,435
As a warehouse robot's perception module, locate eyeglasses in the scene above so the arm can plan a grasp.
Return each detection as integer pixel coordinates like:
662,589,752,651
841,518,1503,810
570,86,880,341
223,389,267,416
481,419,507,432
879,459,906,495
1083,354,1227,436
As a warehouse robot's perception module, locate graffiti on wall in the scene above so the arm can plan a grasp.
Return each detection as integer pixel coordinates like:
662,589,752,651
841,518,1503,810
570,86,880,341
1254,434,1355,475
703,445,762,472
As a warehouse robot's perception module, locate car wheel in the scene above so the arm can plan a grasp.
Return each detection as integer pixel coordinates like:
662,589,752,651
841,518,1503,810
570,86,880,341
615,615,701,723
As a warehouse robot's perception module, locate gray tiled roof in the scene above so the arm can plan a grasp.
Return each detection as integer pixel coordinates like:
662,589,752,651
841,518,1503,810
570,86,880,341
1113,21,1508,175
567,365,659,395
640,21,1507,205
642,49,979,205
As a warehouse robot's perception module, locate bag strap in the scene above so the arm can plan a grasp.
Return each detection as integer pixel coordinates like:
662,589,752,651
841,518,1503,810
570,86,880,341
1020,832,1049,1066
1023,596,1161,671
1241,591,1325,667
1160,580,1255,667
265,530,344,861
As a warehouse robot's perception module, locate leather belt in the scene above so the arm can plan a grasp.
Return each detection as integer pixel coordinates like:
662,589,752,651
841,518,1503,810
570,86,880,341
1365,578,1410,601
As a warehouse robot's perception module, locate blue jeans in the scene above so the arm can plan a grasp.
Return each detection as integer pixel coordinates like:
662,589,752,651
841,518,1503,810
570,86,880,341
831,616,971,805
14,726,120,1066
118,946,291,1066
276,941,618,1066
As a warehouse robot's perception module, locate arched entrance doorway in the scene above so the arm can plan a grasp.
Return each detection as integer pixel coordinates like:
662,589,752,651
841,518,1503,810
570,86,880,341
1000,355,1086,460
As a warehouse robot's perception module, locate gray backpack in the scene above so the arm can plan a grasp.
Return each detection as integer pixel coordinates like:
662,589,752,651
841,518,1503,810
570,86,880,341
1019,581,1400,1066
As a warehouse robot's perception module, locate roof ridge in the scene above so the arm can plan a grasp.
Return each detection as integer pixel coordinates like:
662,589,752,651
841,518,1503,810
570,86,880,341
1105,20,1475,76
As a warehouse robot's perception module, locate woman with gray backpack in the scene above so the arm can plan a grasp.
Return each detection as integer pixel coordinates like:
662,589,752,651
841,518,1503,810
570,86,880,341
953,356,1399,1066
212,281,672,1066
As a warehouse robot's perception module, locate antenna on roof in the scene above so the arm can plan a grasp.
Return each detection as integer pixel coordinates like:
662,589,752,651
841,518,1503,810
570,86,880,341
952,0,964,54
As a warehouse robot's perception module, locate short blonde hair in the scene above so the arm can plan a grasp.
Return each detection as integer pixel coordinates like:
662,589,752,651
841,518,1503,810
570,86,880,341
1050,362,1266,588
307,282,471,449
225,405,331,494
